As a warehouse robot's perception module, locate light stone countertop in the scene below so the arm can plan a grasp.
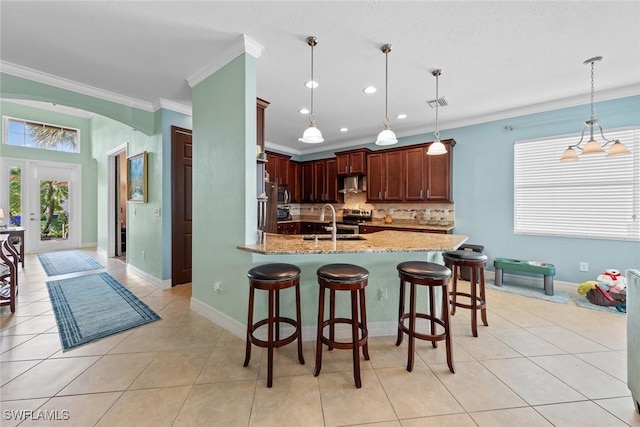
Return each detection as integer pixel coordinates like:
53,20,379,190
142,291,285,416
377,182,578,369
237,230,467,255
278,216,454,232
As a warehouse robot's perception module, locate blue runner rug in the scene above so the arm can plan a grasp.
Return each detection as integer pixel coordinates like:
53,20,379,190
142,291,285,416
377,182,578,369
47,272,161,350
38,250,104,276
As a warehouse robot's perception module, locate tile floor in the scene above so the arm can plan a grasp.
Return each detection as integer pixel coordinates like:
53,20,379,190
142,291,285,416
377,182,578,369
1,250,638,426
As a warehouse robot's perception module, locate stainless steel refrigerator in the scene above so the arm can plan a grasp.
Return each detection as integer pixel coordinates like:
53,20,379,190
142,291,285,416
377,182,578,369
260,182,278,233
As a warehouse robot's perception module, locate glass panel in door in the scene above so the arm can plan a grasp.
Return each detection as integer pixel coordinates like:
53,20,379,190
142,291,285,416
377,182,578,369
39,179,70,243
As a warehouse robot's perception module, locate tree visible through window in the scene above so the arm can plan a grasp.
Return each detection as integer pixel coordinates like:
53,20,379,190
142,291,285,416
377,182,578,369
3,117,79,153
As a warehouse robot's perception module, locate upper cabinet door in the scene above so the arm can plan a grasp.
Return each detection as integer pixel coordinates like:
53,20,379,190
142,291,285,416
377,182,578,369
426,145,451,201
383,151,404,201
367,153,385,201
404,147,426,201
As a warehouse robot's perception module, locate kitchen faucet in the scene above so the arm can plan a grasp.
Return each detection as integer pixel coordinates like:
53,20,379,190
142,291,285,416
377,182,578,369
319,203,337,242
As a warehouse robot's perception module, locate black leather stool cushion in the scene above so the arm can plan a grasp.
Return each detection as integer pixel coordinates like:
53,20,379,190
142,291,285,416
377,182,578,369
443,250,488,263
397,261,451,280
248,263,301,281
317,263,369,282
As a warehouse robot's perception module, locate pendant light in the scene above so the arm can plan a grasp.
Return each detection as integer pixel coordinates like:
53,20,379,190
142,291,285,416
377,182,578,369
426,69,447,156
299,36,324,144
560,56,630,161
375,44,398,146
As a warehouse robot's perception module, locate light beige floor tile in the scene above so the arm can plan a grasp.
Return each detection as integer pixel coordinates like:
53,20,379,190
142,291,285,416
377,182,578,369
7,302,52,317
534,400,629,426
0,398,49,427
0,315,58,336
59,352,157,395
488,306,554,328
367,336,429,370
594,397,640,426
318,370,397,427
196,344,261,383
377,365,463,418
49,330,132,358
0,360,40,386
527,325,610,353
257,340,314,381
575,350,627,382
453,332,521,360
163,324,223,350
249,375,323,427
487,327,566,357
416,337,475,366
0,357,99,400
400,413,478,427
433,360,526,412
19,392,122,426
96,386,190,427
481,358,586,405
531,354,630,399
108,326,180,353
173,381,255,427
470,407,553,426
0,334,37,354
312,342,373,374
352,422,401,427
130,348,210,389
0,333,61,361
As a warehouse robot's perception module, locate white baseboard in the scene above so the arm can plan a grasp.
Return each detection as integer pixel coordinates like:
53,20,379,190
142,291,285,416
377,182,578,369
126,263,170,289
81,242,98,249
190,297,246,339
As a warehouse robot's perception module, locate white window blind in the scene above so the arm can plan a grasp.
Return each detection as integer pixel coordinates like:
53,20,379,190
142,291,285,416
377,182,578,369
514,127,639,241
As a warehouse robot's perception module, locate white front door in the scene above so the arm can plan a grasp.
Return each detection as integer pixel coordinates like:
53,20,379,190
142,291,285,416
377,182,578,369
26,161,81,252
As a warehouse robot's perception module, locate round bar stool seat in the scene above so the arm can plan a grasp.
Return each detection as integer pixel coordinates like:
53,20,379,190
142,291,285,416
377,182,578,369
396,261,454,373
443,250,489,337
244,263,304,387
314,263,370,388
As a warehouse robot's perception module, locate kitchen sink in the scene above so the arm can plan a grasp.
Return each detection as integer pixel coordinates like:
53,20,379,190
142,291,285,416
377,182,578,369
302,235,366,241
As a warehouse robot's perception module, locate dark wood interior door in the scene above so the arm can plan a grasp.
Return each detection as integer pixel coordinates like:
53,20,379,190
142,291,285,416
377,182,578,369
171,126,192,286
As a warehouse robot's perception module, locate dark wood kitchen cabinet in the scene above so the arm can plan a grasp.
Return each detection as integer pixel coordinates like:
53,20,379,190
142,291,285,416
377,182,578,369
265,151,290,187
277,222,299,235
335,148,369,175
404,140,453,202
367,151,403,202
301,159,338,202
288,161,301,203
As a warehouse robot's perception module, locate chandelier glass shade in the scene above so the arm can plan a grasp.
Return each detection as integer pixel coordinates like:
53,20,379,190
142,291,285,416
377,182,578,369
560,57,630,161
299,36,324,144
375,44,398,146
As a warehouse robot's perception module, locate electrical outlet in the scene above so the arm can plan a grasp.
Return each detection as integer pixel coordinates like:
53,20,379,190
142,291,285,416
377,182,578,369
141,250,145,260
379,288,387,301
579,262,589,272
213,281,223,293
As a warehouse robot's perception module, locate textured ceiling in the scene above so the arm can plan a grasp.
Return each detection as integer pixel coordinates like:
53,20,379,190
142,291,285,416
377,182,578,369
1,1,639,154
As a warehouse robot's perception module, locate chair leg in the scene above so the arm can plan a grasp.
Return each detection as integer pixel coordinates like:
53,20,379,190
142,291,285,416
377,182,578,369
275,287,280,342
442,283,455,373
407,282,416,372
429,286,437,348
350,289,362,388
328,289,336,351
359,287,369,361
479,267,488,326
450,264,458,315
471,267,478,337
243,286,255,367
267,288,275,387
295,281,305,365
396,278,405,346
314,285,325,377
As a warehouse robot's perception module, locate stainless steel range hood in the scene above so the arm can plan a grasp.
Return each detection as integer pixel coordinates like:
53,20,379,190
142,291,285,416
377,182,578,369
339,175,365,193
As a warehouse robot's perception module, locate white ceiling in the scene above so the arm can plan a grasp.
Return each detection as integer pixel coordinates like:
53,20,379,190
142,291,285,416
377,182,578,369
1,1,639,155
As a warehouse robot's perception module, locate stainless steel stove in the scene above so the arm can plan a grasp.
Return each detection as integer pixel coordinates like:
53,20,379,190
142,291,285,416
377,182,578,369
336,209,372,234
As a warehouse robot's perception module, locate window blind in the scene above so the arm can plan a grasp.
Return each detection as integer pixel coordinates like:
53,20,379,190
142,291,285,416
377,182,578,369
514,127,639,241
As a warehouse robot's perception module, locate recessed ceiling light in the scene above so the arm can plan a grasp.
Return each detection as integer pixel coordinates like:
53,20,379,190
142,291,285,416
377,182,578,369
396,114,407,119
299,108,310,114
305,80,318,89
363,86,377,94
340,127,349,132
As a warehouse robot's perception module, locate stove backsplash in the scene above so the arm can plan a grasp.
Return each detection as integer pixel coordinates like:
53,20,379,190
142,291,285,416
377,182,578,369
287,192,454,224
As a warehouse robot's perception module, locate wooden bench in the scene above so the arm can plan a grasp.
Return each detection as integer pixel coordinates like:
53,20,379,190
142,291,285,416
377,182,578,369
493,258,555,296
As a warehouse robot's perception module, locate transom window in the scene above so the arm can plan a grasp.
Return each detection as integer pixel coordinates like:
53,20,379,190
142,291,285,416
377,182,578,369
514,127,639,241
3,117,80,153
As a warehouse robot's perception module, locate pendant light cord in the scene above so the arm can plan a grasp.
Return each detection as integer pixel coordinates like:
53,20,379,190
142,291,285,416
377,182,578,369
384,49,389,126
590,60,596,121
434,72,439,139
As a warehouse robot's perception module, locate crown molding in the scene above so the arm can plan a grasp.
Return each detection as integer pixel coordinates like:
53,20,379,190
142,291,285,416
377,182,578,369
0,61,155,112
186,34,264,88
156,98,192,116
1,98,96,119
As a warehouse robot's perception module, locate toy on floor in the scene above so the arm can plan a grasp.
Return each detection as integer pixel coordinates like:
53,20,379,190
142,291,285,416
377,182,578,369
578,269,626,313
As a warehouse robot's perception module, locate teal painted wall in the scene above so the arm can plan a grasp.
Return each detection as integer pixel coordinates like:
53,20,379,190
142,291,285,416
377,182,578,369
0,100,98,245
191,53,258,320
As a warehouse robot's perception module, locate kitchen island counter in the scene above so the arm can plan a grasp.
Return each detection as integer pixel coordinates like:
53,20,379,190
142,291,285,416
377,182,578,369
237,230,467,255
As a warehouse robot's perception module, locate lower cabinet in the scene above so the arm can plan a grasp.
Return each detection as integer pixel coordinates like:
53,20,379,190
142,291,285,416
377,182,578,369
276,222,300,235
277,222,331,235
359,225,448,234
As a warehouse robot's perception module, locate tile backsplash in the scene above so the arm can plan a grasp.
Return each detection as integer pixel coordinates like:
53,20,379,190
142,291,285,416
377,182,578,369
287,192,454,223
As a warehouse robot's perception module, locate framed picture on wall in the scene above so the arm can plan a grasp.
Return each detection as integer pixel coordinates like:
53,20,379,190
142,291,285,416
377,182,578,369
127,151,147,203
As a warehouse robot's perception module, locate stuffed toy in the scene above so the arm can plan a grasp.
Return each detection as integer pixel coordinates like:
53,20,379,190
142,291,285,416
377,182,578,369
596,269,627,291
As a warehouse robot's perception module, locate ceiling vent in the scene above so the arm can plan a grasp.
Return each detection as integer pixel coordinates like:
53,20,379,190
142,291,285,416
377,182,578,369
427,96,449,109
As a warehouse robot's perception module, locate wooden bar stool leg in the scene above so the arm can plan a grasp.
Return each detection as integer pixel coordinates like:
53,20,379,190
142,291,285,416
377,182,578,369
243,286,255,367
407,282,417,372
314,285,325,377
359,287,369,360
396,278,405,346
471,267,478,337
350,289,362,388
450,264,458,315
275,288,280,342
479,267,488,326
429,286,437,348
328,289,336,351
267,289,275,387
295,281,305,365
442,283,455,373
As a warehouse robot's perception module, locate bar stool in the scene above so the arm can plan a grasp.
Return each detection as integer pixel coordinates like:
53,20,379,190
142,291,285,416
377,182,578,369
314,263,369,388
443,250,489,337
244,263,304,387
396,261,454,373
